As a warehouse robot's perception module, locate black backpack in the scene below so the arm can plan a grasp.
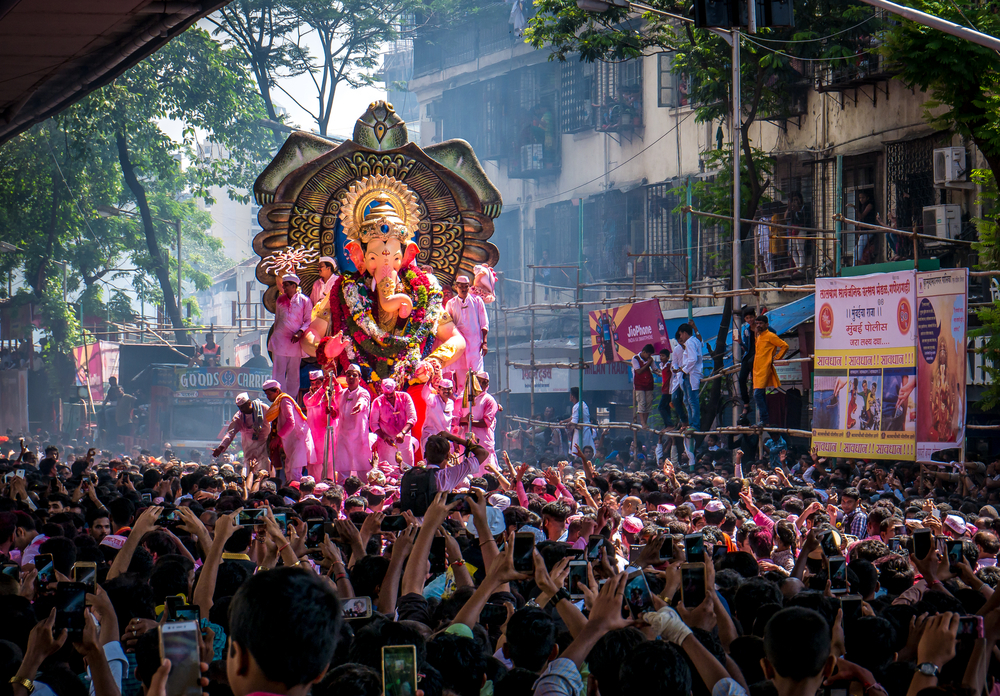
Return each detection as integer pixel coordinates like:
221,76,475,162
400,466,437,516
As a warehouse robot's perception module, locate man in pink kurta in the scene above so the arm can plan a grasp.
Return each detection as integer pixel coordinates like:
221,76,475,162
303,370,336,481
455,371,498,474
420,379,455,450
268,273,313,397
369,378,418,467
263,379,315,483
334,364,371,481
445,275,489,392
309,256,339,309
213,392,270,474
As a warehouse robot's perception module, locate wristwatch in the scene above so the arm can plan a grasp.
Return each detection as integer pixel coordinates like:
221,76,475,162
553,588,572,604
916,663,940,677
9,677,34,694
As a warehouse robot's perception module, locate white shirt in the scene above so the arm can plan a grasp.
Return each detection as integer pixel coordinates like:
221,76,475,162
669,339,685,393
421,382,454,438
682,335,704,390
571,401,595,451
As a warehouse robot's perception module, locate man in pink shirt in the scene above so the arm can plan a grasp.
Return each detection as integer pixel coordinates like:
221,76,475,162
309,256,338,309
370,378,418,467
213,392,271,474
268,273,313,397
334,364,371,483
446,275,489,392
455,371,498,473
420,378,455,450
263,378,315,483
303,370,336,481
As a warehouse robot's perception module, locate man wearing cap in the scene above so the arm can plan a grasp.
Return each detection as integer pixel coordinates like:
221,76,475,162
455,371,498,473
310,256,339,308
334,364,371,482
446,275,489,392
213,392,271,474
268,273,313,397
421,378,455,450
263,379,315,482
370,378,418,467
303,370,336,480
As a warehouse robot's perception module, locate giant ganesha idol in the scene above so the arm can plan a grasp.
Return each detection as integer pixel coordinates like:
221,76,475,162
252,101,502,385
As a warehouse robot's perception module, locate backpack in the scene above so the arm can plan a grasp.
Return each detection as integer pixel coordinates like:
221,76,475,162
400,466,437,516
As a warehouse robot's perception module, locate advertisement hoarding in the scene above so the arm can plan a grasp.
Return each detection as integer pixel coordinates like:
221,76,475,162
589,299,669,364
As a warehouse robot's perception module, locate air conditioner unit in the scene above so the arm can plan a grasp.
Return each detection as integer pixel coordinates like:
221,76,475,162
922,204,962,240
933,147,966,185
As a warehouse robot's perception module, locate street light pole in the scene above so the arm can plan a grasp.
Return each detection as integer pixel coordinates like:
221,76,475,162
175,218,182,315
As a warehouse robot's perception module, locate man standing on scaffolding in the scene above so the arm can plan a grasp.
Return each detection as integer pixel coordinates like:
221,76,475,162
678,322,703,435
734,306,757,425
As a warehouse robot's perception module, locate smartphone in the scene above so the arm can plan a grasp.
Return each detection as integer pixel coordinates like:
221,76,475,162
712,543,729,563
659,536,674,562
888,537,902,553
71,562,97,593
446,493,471,515
587,535,605,562
141,493,152,503
479,603,508,627
157,508,178,527
238,509,266,527
684,533,704,563
1,562,19,578
823,688,849,696
819,530,839,557
560,544,585,561
568,560,588,600
159,621,202,696
930,508,941,520
841,595,862,621
913,529,933,560
382,645,418,696
624,570,652,618
343,596,373,620
34,554,55,585
165,595,187,621
513,532,536,573
381,515,407,532
429,537,447,574
946,539,964,570
174,606,201,623
306,518,325,548
628,544,646,567
829,555,848,594
957,615,985,639
272,513,287,529
55,582,88,641
15,469,24,479
681,563,706,608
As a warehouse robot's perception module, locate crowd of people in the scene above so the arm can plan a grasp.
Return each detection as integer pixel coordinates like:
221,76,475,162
0,417,998,696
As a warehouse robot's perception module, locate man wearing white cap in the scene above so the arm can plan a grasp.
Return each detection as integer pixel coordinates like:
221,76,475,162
303,369,336,480
420,378,455,450
263,378,315,482
446,274,489,392
310,256,339,308
334,364,371,482
213,392,271,474
455,370,498,473
370,378,418,466
267,273,313,397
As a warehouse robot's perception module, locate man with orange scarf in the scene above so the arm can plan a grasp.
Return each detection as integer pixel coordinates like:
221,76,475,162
263,378,315,483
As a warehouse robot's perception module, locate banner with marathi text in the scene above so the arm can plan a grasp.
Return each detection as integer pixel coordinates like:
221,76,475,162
812,272,917,460
916,268,968,460
588,299,668,364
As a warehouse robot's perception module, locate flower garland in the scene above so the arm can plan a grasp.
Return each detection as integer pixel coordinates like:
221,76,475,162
336,264,443,382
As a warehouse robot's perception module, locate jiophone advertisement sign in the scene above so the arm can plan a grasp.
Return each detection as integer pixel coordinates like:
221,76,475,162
915,268,968,460
812,272,917,460
589,299,668,364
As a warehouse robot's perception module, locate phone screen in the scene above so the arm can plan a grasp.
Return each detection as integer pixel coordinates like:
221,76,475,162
141,493,152,503
829,556,847,594
160,622,202,696
446,493,471,515
238,509,265,526
946,540,964,568
272,513,287,528
819,530,840,557
1,563,19,578
383,645,418,696
568,561,588,598
957,615,984,638
841,595,862,620
913,529,932,560
35,554,55,585
56,583,87,637
306,519,325,547
587,535,605,562
513,532,536,572
174,606,201,623
429,537,447,574
659,536,674,562
628,544,646,566
684,534,704,563
343,596,373,620
681,564,706,608
381,515,407,532
72,563,97,593
624,571,652,617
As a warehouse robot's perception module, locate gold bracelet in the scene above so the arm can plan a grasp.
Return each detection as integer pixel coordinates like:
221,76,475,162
9,677,34,694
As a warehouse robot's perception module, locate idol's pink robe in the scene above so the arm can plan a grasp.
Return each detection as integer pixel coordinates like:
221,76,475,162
334,385,371,477
303,384,335,481
370,390,418,467
274,395,315,482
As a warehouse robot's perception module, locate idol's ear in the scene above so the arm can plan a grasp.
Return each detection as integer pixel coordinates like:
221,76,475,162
346,240,365,271
402,241,419,268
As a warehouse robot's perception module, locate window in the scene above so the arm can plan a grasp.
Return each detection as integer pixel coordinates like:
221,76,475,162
558,60,594,133
593,58,643,131
657,53,696,108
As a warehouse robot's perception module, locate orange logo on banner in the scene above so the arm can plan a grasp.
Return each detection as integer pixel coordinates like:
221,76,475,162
818,303,834,338
897,298,911,334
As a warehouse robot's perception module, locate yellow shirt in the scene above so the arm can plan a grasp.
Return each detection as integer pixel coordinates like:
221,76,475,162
753,330,788,389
